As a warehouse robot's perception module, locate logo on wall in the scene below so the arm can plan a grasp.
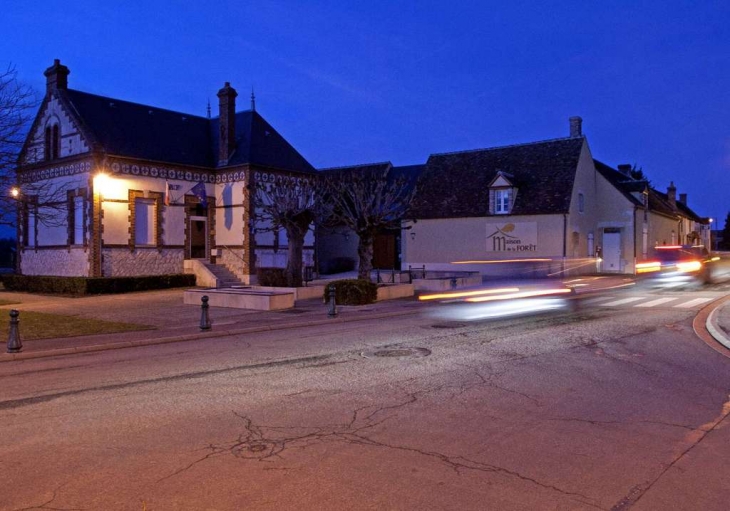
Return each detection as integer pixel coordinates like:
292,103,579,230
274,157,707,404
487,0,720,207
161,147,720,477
486,223,537,252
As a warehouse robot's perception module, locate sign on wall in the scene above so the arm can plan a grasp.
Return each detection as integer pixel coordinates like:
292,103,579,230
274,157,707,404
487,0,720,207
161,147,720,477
486,222,538,252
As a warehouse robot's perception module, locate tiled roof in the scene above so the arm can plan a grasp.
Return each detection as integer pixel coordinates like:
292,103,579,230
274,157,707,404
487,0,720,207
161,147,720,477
594,160,644,206
62,89,314,173
595,160,705,222
411,137,585,219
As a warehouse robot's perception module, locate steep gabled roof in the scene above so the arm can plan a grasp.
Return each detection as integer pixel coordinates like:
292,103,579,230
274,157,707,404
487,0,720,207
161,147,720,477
595,160,705,222
210,111,315,173
62,89,314,173
64,89,214,167
594,159,644,206
411,137,585,219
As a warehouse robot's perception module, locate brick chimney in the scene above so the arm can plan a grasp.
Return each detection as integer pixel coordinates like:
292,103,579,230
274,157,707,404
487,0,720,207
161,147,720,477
569,116,582,138
617,164,632,176
217,82,238,165
43,59,70,93
667,182,677,209
679,193,687,204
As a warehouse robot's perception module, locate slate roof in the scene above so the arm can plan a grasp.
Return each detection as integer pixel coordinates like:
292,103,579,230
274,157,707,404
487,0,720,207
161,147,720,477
594,160,705,222
62,89,314,173
410,137,585,219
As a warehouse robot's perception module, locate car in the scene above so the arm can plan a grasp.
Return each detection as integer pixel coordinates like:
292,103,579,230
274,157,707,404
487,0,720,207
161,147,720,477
636,245,719,288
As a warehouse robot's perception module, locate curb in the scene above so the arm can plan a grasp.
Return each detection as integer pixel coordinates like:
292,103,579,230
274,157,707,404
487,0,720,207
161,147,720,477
0,308,420,362
707,306,730,350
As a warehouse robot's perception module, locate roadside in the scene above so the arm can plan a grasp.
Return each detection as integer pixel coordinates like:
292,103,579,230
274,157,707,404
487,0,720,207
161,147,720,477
0,288,423,362
1,275,729,362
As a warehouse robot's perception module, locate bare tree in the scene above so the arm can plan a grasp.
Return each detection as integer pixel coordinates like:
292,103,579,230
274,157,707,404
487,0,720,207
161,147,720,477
253,174,320,287
0,65,37,227
321,164,418,280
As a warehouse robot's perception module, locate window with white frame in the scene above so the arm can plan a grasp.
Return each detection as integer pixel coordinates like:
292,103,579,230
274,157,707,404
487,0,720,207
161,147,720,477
494,189,511,214
135,199,156,245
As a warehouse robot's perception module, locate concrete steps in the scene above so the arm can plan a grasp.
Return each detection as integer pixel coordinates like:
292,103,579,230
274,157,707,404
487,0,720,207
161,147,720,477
201,262,244,288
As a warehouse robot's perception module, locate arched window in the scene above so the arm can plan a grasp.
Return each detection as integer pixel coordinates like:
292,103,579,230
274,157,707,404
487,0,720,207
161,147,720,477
52,124,60,158
44,123,60,160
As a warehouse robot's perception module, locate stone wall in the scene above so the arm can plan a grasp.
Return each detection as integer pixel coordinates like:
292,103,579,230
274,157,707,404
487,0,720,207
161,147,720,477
21,248,89,276
102,248,184,276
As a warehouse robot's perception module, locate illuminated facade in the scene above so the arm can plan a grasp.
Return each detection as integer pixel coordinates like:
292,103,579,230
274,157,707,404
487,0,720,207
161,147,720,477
16,60,315,282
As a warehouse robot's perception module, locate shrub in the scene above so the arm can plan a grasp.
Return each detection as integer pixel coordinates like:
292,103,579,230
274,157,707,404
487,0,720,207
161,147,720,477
1,274,195,296
257,267,289,287
322,278,377,305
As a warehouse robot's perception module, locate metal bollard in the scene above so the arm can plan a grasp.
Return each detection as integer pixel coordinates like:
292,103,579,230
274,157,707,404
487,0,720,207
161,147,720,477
327,284,338,318
200,295,212,330
7,309,22,353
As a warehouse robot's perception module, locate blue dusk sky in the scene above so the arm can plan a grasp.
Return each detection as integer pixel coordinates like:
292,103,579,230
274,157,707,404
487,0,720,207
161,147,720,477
3,1,729,229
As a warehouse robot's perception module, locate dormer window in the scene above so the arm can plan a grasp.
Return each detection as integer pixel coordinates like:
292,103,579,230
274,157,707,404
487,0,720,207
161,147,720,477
494,189,511,214
489,171,517,215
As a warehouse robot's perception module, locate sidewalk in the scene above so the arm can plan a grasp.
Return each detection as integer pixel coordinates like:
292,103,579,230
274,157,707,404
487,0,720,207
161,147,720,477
2,280,730,362
0,288,423,362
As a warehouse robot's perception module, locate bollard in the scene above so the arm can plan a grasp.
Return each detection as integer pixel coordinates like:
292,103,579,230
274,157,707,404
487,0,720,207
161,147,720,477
7,309,22,353
327,284,338,318
200,295,212,330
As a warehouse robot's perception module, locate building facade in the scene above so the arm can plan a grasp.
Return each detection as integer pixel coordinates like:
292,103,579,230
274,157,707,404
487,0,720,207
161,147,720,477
16,60,315,282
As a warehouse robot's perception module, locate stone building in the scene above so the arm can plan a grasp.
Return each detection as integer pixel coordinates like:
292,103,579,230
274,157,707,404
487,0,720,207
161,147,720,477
16,60,315,283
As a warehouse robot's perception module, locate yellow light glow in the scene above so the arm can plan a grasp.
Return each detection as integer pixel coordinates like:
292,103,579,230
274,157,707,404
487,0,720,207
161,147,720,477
93,173,118,197
452,259,552,264
465,288,572,303
10,187,19,198
419,287,520,301
676,260,702,272
636,261,661,273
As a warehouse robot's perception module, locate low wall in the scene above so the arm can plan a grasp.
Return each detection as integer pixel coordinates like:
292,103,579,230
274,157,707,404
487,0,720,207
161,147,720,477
376,284,415,301
103,247,183,277
183,288,294,311
413,274,482,291
20,247,89,276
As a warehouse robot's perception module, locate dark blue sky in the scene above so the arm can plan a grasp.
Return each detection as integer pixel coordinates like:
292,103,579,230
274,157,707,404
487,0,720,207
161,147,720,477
4,1,729,227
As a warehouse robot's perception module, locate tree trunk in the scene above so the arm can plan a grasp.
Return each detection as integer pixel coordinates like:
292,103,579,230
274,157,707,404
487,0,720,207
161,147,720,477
357,232,374,280
285,227,304,287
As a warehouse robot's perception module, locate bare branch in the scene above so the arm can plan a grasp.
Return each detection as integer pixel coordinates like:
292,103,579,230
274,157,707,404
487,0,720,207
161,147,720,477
321,165,418,279
0,64,40,228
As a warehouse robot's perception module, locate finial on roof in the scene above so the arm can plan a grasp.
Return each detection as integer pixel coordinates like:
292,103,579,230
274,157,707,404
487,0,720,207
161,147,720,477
251,87,256,112
206,99,211,119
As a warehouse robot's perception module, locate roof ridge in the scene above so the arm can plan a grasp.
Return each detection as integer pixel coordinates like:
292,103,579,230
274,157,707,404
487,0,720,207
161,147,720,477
430,135,583,158
67,89,210,121
318,161,392,171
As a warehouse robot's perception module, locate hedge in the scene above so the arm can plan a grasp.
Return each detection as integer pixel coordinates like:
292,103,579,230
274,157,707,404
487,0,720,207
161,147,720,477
256,267,289,287
1,274,196,296
322,278,377,305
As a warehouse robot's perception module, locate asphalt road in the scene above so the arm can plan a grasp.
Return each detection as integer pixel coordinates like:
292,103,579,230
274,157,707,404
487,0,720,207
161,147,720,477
1,289,729,510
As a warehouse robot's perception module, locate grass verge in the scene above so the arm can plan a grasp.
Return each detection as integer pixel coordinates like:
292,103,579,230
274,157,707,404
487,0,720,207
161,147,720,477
0,311,154,341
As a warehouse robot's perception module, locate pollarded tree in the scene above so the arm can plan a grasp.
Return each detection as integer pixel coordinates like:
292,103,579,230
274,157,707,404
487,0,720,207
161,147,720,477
253,174,320,287
321,163,418,280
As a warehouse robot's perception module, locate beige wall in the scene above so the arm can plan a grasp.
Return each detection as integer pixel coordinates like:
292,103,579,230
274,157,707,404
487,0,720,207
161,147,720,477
403,215,566,275
565,142,600,260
